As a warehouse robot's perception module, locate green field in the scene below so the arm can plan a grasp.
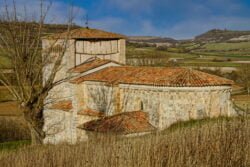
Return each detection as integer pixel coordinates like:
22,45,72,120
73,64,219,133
0,140,30,152
201,41,250,51
127,41,250,67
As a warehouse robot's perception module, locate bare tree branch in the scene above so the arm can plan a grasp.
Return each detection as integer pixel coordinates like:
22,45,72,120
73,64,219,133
0,0,75,144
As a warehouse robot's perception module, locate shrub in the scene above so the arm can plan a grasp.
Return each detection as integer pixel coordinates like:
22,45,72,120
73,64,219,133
0,117,30,142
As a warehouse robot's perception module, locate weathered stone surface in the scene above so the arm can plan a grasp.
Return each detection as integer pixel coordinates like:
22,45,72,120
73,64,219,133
121,85,236,129
42,35,126,144
43,109,77,144
78,83,236,130
74,39,125,66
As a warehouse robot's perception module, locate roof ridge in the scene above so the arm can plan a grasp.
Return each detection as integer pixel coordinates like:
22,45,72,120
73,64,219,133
72,66,234,86
80,111,155,134
45,27,126,39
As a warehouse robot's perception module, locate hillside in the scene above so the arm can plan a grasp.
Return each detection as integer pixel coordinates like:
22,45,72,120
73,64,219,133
0,23,80,68
195,29,250,43
128,36,177,43
128,29,250,46
0,22,81,36
128,36,178,47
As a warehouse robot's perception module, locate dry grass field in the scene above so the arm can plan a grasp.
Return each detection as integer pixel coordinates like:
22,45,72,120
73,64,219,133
0,117,30,143
0,116,249,167
0,102,21,116
0,86,14,102
232,95,250,111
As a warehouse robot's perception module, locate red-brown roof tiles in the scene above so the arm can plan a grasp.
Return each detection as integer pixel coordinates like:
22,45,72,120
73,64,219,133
49,100,72,111
69,58,121,73
79,111,155,134
46,28,125,39
71,66,234,87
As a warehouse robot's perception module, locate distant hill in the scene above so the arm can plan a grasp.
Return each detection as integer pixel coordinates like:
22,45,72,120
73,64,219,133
127,36,178,47
42,24,81,35
128,36,177,43
195,29,250,43
0,22,81,37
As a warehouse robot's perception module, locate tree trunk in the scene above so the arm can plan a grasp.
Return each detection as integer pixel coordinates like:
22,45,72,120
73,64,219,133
29,124,44,145
22,106,45,145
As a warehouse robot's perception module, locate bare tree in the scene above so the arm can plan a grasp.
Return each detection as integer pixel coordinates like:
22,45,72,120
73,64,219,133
0,0,74,144
238,64,250,95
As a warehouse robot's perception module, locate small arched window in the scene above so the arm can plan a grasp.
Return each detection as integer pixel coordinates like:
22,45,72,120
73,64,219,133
140,101,144,110
136,98,144,111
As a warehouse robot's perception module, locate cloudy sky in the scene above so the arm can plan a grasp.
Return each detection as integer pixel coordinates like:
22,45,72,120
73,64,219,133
1,0,250,39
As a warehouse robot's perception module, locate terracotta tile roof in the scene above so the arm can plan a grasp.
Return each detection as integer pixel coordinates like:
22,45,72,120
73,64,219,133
69,58,121,73
49,100,72,111
79,111,155,134
71,66,234,87
78,108,104,117
45,28,125,39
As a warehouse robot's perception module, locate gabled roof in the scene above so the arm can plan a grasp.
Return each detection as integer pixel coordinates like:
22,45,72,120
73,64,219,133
71,66,234,87
49,100,72,111
45,28,125,39
79,111,155,134
69,58,121,73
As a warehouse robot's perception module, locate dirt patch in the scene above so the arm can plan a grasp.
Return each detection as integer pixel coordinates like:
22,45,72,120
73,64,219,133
232,95,250,110
232,61,250,64
232,95,250,101
0,87,13,102
0,102,21,116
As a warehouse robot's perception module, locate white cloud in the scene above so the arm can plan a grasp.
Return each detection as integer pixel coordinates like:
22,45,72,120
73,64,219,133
0,0,86,24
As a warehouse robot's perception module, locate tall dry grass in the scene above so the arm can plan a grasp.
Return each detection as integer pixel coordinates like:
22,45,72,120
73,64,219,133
0,117,249,167
0,116,30,142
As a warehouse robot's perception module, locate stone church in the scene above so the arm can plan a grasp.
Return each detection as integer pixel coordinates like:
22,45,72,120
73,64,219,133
42,28,236,144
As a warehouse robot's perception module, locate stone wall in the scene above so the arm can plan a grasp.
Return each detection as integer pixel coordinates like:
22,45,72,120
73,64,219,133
42,39,77,144
43,109,77,144
43,76,236,144
42,39,75,100
43,80,236,143
76,114,100,142
75,81,117,116
119,39,126,64
75,81,236,130
119,84,236,129
42,39,75,76
42,37,126,144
